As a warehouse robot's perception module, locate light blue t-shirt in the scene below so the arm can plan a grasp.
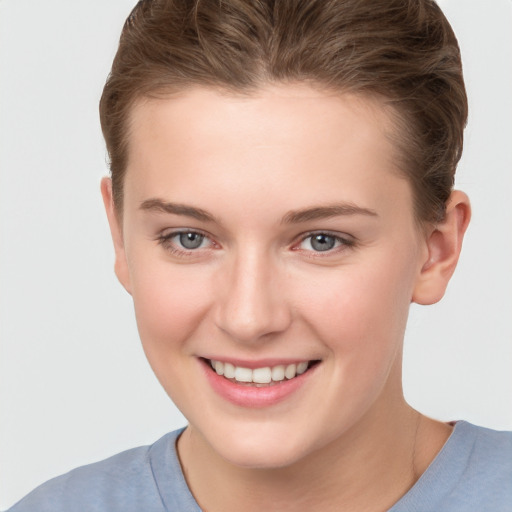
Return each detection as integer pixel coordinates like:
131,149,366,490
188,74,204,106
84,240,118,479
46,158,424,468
7,421,512,511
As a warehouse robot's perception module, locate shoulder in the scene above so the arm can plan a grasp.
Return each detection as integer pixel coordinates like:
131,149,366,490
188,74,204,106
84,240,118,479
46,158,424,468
460,422,512,476
442,422,512,510
392,421,512,512
460,422,512,491
7,430,183,512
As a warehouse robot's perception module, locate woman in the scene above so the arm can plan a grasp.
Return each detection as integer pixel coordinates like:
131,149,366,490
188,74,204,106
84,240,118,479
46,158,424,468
7,0,511,510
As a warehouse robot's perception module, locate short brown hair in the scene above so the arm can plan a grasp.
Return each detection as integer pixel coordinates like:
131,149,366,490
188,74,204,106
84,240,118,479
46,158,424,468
99,0,467,223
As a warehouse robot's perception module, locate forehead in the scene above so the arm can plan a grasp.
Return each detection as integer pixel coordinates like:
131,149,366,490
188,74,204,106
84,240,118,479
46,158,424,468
124,84,412,222
128,84,399,160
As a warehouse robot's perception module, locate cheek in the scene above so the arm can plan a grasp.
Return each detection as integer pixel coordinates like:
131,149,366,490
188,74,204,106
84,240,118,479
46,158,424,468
295,255,415,373
129,258,213,360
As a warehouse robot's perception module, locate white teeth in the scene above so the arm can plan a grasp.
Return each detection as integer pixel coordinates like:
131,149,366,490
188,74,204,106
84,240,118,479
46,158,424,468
297,362,308,375
234,366,253,383
209,359,311,384
285,364,297,379
271,365,285,382
214,360,224,375
224,362,236,379
252,367,272,384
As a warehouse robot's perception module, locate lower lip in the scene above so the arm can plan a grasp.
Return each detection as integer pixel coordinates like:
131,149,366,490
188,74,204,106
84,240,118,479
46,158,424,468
200,359,317,408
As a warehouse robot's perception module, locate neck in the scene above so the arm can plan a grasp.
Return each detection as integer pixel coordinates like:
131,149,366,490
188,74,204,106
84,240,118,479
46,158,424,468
177,395,449,512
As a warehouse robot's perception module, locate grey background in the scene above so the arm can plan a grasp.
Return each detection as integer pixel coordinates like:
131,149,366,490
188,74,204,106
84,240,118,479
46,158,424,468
1,0,511,508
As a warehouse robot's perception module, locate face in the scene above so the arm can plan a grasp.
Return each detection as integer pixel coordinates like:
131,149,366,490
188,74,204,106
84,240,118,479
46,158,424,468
107,85,431,469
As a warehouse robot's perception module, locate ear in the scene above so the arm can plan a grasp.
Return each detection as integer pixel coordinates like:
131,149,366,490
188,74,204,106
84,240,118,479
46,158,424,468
412,190,471,305
100,177,132,294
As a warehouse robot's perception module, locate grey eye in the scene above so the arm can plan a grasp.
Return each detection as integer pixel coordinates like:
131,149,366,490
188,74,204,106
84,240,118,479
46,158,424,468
179,232,205,249
310,234,336,251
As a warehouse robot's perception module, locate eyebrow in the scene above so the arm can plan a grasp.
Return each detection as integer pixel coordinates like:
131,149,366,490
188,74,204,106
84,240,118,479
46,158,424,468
140,198,217,222
140,198,377,225
282,204,378,224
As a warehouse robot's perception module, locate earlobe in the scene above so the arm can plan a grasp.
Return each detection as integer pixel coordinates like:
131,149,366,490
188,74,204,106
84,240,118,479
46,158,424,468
100,177,132,295
412,190,471,305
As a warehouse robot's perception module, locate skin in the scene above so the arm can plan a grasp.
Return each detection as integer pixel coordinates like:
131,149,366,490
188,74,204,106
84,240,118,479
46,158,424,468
102,84,470,512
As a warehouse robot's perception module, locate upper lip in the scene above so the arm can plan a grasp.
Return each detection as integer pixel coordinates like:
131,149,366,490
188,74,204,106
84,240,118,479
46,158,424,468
200,356,319,369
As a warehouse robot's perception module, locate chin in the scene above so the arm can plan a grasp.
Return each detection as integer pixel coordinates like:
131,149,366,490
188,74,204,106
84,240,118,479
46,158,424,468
202,421,320,470
220,441,305,469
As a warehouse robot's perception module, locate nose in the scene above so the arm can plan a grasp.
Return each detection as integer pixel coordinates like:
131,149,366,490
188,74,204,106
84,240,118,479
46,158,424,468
213,250,292,344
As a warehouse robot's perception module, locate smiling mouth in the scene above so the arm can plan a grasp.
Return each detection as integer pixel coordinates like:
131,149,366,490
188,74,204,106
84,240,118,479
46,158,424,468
205,358,320,387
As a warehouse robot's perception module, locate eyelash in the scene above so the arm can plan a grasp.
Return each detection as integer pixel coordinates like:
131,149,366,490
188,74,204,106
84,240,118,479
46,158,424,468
293,231,355,257
156,229,355,257
157,229,216,257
